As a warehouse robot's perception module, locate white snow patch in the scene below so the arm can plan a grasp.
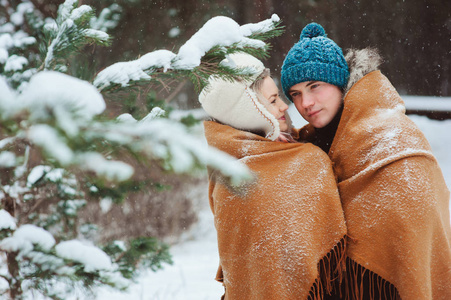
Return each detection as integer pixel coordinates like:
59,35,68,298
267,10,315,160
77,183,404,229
141,107,166,122
116,113,137,123
43,21,58,33
28,165,52,185
55,240,113,272
0,33,14,50
90,4,122,32
0,48,8,63
77,152,134,182
19,71,105,120
173,16,268,69
45,168,65,182
0,21,15,33
0,77,16,114
403,95,451,112
168,108,208,121
0,209,16,230
10,2,34,26
240,13,280,37
3,181,29,199
60,199,86,216
100,197,113,213
28,124,74,165
58,0,78,21
83,28,109,41
0,151,16,167
70,5,92,21
94,50,175,89
113,240,126,251
4,54,28,72
0,224,55,254
12,34,36,48
99,270,129,289
169,27,180,38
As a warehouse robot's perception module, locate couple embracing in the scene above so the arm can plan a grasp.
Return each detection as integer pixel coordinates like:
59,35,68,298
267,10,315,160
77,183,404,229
199,22,451,300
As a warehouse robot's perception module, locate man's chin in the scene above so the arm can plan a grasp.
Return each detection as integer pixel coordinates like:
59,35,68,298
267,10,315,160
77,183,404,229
311,121,326,129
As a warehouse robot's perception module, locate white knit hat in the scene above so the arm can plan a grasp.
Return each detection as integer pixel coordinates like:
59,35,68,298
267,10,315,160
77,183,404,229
199,53,280,141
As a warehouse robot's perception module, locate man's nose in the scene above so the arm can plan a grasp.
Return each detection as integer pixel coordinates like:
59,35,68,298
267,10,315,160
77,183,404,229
301,94,315,108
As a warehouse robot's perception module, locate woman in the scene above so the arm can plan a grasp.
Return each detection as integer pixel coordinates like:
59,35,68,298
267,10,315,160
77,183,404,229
281,23,451,299
199,53,347,299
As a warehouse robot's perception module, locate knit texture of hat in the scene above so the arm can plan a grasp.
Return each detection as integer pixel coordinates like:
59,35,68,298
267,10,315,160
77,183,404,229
280,23,349,100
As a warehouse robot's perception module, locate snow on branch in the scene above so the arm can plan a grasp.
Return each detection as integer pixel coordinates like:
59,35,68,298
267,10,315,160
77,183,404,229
0,224,55,255
90,4,122,32
0,224,129,289
93,114,252,184
55,240,113,272
93,14,281,91
93,50,176,90
0,210,16,231
19,71,106,120
43,0,110,71
0,69,251,184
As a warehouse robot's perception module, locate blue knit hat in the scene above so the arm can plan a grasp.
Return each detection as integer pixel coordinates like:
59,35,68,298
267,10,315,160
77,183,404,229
281,23,349,100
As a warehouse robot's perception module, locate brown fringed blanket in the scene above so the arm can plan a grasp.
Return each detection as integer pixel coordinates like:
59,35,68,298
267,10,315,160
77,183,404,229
327,71,451,299
204,121,347,299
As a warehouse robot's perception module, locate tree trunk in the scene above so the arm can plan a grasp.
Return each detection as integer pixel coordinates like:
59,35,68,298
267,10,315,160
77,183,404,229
7,252,23,300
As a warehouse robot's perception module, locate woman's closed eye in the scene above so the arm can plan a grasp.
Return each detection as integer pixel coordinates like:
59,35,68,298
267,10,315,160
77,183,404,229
270,94,280,104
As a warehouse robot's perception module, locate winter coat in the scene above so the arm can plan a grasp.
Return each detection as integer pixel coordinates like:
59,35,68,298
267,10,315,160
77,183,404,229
204,120,347,300
302,50,451,299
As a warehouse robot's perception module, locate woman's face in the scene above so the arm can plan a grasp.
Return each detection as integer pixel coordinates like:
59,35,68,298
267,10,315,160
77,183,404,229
259,77,289,132
288,81,343,128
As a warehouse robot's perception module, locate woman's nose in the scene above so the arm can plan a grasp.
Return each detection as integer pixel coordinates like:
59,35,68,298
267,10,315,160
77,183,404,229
280,101,289,112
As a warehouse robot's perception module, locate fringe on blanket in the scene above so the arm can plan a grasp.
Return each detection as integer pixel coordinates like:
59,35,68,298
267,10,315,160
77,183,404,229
307,237,401,300
308,237,347,300
343,258,401,300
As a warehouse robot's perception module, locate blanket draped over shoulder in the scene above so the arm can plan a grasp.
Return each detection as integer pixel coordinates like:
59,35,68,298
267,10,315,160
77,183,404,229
328,71,451,299
204,121,347,300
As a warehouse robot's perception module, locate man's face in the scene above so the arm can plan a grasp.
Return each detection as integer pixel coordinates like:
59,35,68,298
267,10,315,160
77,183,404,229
288,81,343,128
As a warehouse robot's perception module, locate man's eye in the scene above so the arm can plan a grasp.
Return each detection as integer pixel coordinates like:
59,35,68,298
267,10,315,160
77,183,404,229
311,84,320,89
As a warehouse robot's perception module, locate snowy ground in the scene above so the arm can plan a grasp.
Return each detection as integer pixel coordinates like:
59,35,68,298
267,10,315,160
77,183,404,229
97,208,223,300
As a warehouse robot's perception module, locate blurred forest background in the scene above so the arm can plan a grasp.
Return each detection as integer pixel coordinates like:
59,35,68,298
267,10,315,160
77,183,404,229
22,0,451,105
2,0,450,244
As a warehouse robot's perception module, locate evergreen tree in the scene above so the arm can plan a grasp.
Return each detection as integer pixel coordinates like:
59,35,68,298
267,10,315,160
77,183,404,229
0,0,283,299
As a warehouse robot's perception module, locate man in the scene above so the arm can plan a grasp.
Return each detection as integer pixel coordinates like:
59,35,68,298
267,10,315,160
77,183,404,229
281,22,451,300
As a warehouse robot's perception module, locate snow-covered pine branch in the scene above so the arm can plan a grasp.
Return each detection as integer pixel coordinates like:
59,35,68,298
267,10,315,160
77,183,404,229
0,219,129,295
42,0,111,71
0,0,38,89
93,14,282,92
90,3,123,32
0,70,251,184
